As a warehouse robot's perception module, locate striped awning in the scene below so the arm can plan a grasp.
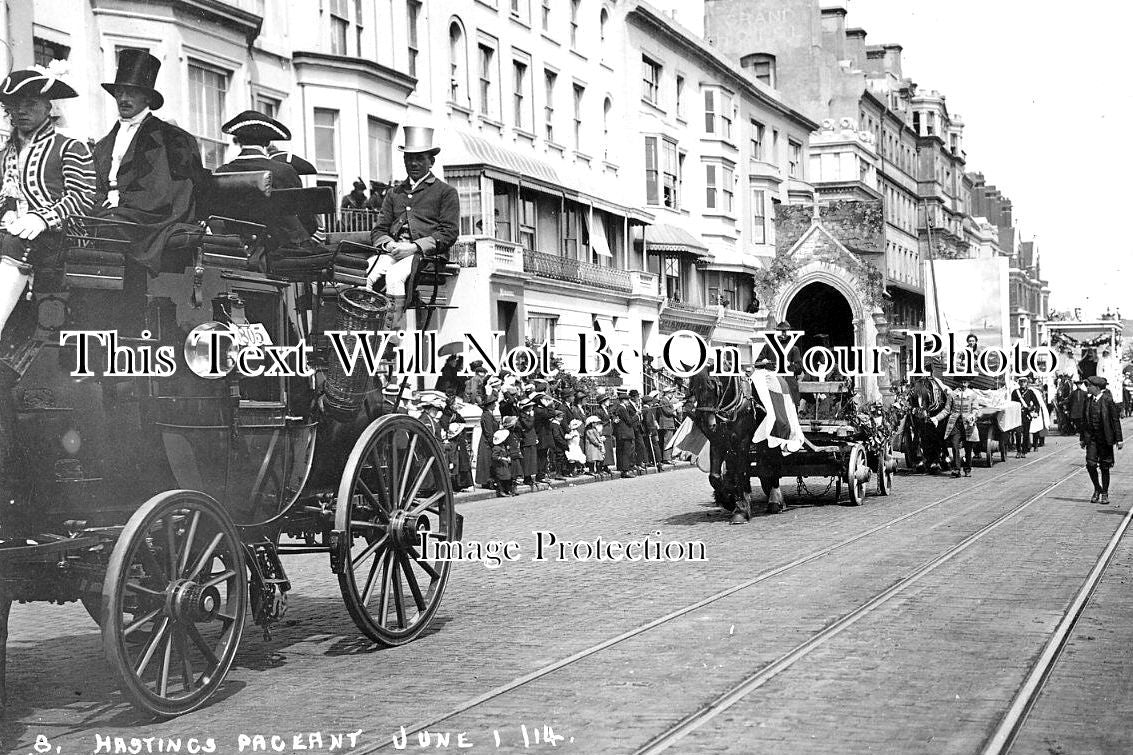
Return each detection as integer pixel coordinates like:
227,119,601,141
644,224,711,258
444,132,562,189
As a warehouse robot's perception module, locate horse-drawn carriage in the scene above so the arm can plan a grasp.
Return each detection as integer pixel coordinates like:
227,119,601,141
683,369,896,522
898,373,1016,472
774,380,897,506
0,173,460,716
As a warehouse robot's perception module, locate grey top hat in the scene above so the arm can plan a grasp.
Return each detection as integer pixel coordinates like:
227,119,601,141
398,126,440,156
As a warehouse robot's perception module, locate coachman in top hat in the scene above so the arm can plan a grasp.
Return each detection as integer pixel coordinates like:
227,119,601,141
92,49,206,280
366,126,459,332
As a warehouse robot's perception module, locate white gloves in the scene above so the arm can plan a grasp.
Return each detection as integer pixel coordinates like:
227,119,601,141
6,213,47,240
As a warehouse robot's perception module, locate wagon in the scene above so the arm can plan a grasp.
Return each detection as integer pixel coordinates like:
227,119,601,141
0,174,461,717
756,380,896,507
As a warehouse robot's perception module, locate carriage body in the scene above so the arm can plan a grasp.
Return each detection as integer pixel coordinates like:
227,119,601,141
751,379,895,505
0,174,460,717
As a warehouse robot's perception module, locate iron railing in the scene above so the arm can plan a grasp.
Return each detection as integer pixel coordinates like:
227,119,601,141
522,250,632,292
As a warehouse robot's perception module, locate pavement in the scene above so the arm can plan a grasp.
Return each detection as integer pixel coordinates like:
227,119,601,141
1,428,1131,754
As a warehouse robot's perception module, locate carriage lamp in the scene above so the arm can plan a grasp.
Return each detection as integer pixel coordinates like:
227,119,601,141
61,428,81,454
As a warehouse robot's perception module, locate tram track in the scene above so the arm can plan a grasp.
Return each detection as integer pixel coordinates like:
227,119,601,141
359,441,1080,753
981,492,1133,755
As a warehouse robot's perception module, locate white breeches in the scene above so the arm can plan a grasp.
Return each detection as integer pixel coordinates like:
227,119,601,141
0,256,30,337
366,253,416,297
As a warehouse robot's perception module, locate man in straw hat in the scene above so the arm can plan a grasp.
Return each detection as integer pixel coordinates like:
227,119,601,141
0,65,97,340
214,110,318,256
1081,375,1123,504
367,126,459,332
93,48,206,279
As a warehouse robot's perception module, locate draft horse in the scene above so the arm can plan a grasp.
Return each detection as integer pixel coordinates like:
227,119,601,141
904,375,949,473
686,371,784,523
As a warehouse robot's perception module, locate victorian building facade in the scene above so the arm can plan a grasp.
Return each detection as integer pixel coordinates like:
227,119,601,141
4,0,820,389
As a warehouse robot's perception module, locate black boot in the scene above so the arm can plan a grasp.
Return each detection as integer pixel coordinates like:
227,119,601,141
1087,465,1101,502
1101,468,1111,503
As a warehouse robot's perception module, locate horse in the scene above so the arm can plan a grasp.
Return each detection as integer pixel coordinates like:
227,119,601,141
1053,374,1075,434
686,370,784,523
904,375,949,473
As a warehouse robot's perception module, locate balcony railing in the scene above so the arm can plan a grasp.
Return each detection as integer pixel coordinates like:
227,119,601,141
324,209,379,235
522,250,632,292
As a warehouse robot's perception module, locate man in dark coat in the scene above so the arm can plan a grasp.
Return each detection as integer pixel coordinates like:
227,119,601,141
517,398,539,485
368,126,459,332
1077,350,1098,381
213,111,315,256
1081,375,1124,504
365,180,389,211
1010,376,1043,458
613,392,637,477
533,393,555,482
93,49,206,279
1069,376,1088,433
475,393,498,489
629,389,647,473
549,408,570,478
642,392,661,471
656,389,678,464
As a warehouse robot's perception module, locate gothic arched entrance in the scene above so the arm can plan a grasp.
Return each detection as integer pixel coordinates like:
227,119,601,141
784,281,854,355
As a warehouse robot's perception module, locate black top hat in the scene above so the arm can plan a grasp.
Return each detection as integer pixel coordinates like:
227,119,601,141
0,69,78,101
102,48,164,110
222,110,291,142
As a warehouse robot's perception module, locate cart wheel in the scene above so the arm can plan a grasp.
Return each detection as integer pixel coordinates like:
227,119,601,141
877,442,894,496
102,490,247,717
846,444,868,506
336,414,455,646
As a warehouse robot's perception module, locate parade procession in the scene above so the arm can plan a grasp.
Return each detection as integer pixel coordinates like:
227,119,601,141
0,1,1131,753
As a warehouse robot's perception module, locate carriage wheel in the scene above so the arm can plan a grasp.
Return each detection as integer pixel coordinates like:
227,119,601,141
846,444,868,506
336,414,455,646
877,442,894,496
102,490,247,717
984,431,996,468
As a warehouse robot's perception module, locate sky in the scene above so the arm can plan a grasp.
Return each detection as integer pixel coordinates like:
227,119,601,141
837,0,1133,319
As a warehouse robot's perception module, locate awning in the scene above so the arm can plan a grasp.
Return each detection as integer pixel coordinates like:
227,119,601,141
443,132,563,194
644,223,711,259
589,211,612,257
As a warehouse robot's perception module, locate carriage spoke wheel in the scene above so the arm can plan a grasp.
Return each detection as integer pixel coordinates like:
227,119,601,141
102,490,247,717
846,444,868,506
877,442,894,496
336,414,455,646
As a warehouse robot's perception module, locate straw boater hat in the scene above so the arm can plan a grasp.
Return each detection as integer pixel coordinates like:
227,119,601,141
492,429,510,445
501,415,518,429
568,418,583,430
399,126,440,156
102,48,165,109
446,422,464,440
585,415,601,425
0,68,78,102
222,110,291,141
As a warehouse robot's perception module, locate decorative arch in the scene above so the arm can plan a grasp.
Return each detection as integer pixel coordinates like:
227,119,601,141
776,262,867,328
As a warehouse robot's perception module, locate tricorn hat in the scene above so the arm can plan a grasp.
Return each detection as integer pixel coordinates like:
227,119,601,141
102,48,164,110
398,126,440,156
0,68,78,101
222,110,291,141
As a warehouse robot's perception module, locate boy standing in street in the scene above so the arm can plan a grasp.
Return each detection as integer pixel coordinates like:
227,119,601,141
1081,376,1123,504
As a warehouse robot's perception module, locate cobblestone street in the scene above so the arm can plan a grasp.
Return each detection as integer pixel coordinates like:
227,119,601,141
2,427,1131,754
